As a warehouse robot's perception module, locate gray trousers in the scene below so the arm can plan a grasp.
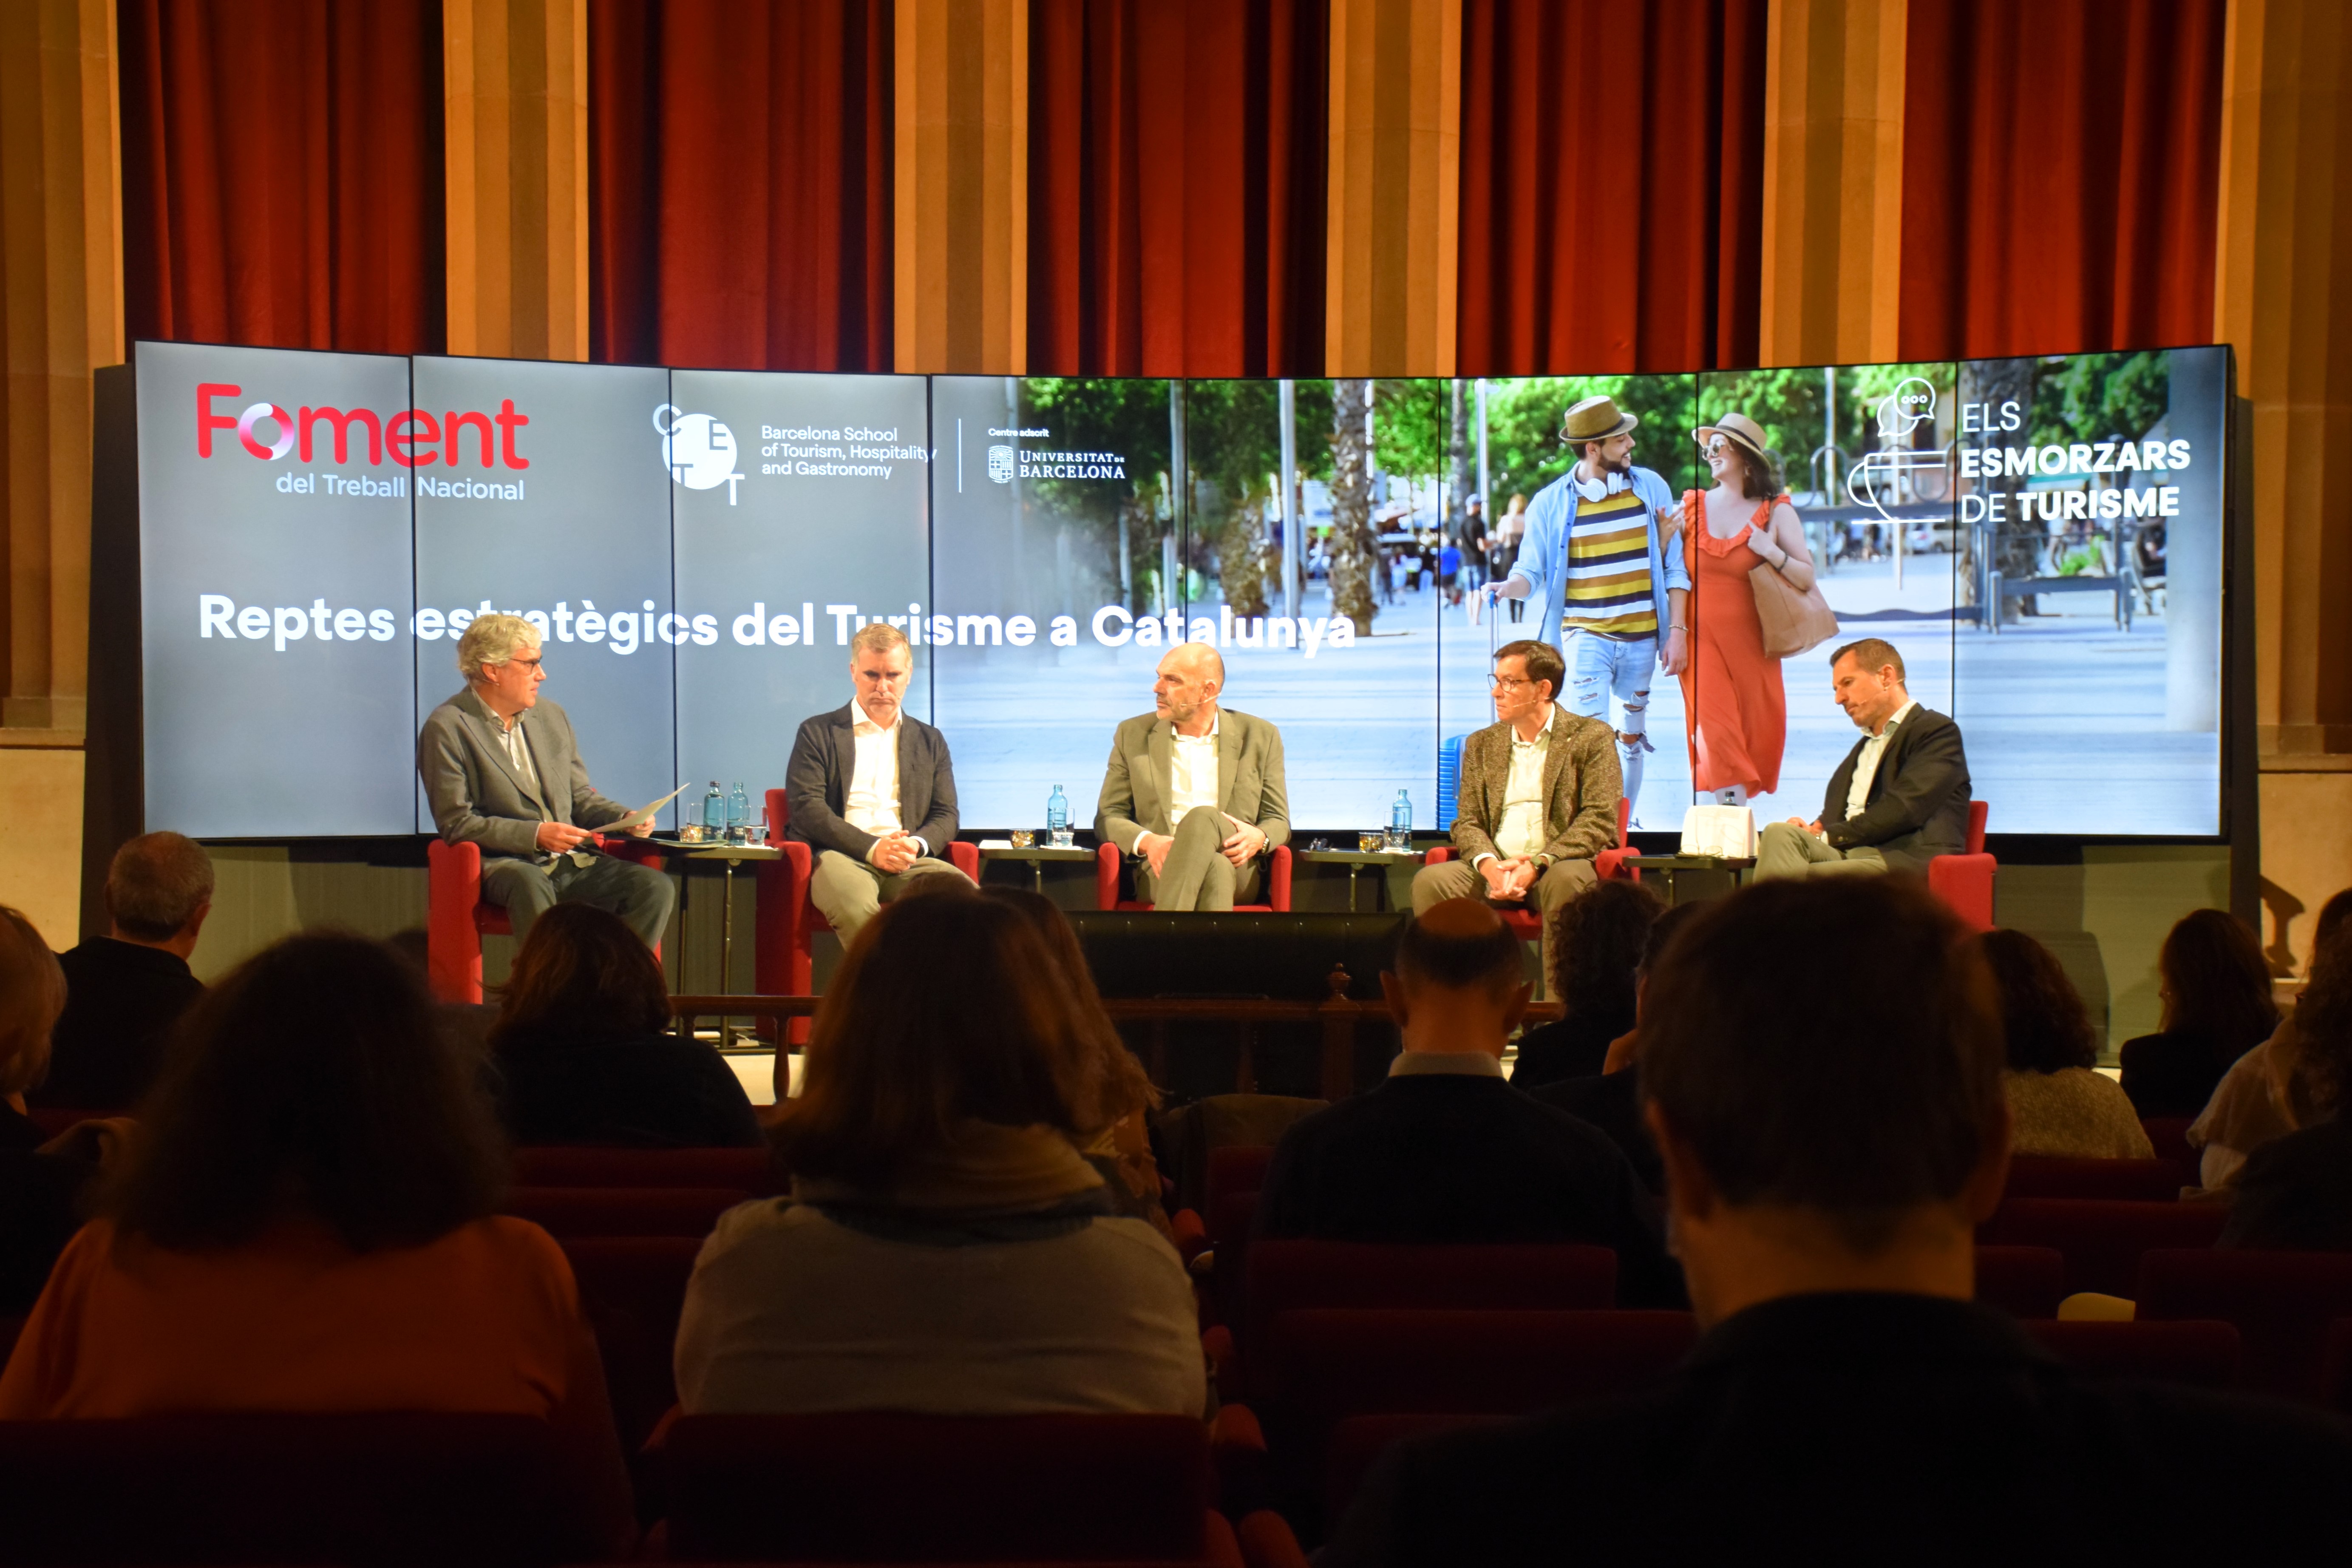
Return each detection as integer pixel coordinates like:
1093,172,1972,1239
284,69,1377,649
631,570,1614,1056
810,849,973,945
1134,808,1264,911
481,850,677,947
1754,820,1889,880
1409,855,1598,993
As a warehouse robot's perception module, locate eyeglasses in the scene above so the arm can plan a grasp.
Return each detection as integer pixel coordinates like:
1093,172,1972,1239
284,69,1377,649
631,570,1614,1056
1489,675,1534,692
1705,439,1732,456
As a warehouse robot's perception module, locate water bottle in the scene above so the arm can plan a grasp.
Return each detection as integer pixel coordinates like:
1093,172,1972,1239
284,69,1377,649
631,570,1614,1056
727,782,750,843
1046,785,1071,847
1389,789,1412,851
702,782,725,839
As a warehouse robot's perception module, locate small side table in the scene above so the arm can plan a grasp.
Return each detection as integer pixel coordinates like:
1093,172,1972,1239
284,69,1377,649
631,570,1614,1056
978,842,1096,894
1293,848,1420,913
1618,853,1754,907
682,842,780,1047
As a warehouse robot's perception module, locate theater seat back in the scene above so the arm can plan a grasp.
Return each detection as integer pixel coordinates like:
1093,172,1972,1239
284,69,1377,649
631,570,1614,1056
660,1413,1212,1562
0,1412,606,1566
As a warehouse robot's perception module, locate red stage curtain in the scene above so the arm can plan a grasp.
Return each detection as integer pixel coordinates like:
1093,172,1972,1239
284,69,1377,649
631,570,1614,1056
1026,0,1326,377
1456,0,1765,375
589,0,892,371
118,0,445,354
1898,0,2227,361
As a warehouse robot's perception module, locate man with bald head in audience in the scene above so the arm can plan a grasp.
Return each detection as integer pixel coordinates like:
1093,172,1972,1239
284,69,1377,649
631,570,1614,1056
1095,642,1290,911
1254,899,1680,1305
1325,879,2352,1567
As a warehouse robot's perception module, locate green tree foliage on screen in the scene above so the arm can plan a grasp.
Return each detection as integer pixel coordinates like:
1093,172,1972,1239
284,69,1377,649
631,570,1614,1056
1481,375,1701,505
1185,380,1336,616
2027,352,2170,447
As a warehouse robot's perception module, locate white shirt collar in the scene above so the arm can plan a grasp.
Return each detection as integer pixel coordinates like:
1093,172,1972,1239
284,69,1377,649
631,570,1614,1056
853,699,904,737
1388,1050,1507,1079
1172,711,1220,742
1511,707,1556,747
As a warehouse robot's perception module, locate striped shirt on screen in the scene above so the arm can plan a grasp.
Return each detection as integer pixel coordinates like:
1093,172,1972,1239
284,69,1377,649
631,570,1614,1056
1562,488,1657,638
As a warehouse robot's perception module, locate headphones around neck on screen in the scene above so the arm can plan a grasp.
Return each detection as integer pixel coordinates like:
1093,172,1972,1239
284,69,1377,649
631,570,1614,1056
1573,468,1631,504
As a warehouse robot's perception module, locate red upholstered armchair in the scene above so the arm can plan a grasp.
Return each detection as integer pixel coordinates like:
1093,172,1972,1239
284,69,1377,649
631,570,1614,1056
1095,840,1294,911
1928,799,1996,931
754,786,981,1039
427,836,666,1005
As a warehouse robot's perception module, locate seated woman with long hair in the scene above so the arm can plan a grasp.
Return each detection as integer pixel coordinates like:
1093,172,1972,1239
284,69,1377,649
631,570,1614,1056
2120,909,2280,1117
2221,932,2352,1250
490,902,760,1148
675,892,1203,1415
1977,928,2152,1159
980,885,1173,1239
0,932,632,1548
0,906,130,1315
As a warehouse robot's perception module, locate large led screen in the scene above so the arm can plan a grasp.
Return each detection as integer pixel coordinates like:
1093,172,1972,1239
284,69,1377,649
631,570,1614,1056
125,343,2228,841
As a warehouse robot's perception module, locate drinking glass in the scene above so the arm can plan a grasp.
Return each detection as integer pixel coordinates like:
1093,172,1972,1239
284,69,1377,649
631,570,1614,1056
1357,832,1383,853
1009,828,1037,848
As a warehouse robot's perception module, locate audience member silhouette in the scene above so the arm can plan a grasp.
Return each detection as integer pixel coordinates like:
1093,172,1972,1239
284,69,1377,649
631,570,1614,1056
1531,901,1706,1194
489,903,760,1148
1510,878,1662,1089
2191,887,2352,1191
1254,899,1681,1306
0,907,131,1314
33,832,210,1110
1978,928,2152,1159
2120,909,2279,1118
674,891,1203,1415
0,930,634,1553
1324,879,2352,1567
2221,926,2352,1251
981,885,1173,1240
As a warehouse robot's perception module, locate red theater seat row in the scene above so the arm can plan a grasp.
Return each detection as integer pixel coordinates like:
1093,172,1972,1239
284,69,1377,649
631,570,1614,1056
2136,1249,2352,1403
512,1144,779,1195
1984,1198,2231,1298
502,1185,750,1239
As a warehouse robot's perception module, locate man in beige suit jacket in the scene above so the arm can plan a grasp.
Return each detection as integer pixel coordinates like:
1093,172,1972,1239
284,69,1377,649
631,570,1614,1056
1413,639,1621,973
1095,644,1290,911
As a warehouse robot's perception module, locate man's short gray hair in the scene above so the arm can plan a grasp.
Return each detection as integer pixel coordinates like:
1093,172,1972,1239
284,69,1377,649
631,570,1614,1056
458,612,542,682
106,832,215,941
850,621,910,658
1830,637,1906,682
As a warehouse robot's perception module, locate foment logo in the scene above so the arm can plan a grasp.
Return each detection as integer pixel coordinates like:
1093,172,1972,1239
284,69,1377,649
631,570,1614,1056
195,383,530,468
654,403,741,505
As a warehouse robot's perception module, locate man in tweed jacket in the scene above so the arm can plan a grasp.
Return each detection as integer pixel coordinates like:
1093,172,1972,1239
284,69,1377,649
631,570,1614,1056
1411,639,1621,975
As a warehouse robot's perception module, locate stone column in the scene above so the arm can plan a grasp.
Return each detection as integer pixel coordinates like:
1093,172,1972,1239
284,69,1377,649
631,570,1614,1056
1757,0,1907,367
444,0,589,361
0,0,119,735
1324,0,1460,377
2219,0,2352,974
896,0,1028,373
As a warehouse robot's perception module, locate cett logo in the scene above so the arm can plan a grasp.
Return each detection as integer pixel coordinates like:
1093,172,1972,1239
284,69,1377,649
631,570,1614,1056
195,383,531,470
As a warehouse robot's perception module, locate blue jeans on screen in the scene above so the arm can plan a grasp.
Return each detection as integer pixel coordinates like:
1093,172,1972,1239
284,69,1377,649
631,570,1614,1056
1565,629,1654,814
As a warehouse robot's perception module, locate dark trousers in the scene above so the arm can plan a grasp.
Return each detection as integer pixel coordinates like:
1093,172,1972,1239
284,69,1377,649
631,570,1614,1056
481,851,677,947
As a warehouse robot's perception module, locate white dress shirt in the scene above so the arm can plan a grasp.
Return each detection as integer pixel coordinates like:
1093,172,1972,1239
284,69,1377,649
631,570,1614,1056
845,702,908,856
1843,699,1918,822
1168,714,1221,830
1388,1050,1505,1078
490,710,544,808
1482,709,1554,865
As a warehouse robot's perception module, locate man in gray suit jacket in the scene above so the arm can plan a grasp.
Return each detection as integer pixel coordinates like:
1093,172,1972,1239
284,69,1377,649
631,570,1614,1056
1095,643,1290,911
783,621,971,944
418,613,676,946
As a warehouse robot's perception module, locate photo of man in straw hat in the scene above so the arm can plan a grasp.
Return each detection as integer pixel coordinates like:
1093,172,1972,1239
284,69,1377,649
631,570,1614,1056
1482,395,1689,819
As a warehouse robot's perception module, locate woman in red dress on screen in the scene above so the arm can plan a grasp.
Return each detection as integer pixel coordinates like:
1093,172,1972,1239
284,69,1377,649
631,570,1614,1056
1678,413,1816,807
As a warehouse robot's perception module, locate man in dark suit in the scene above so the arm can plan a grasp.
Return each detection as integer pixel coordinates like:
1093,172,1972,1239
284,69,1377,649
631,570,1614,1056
1254,899,1680,1307
419,613,674,945
783,621,969,945
1755,636,1970,879
1323,879,2352,1567
33,833,211,1109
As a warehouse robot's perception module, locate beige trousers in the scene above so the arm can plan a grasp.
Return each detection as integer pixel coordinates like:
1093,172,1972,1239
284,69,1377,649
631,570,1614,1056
810,848,973,945
1133,807,1264,911
1753,821,1888,880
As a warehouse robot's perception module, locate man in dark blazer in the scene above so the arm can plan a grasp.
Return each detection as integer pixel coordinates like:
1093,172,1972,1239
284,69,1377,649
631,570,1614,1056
1755,637,1970,879
419,613,674,945
1253,899,1681,1308
34,832,211,1110
783,621,969,944
1322,879,2352,1568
